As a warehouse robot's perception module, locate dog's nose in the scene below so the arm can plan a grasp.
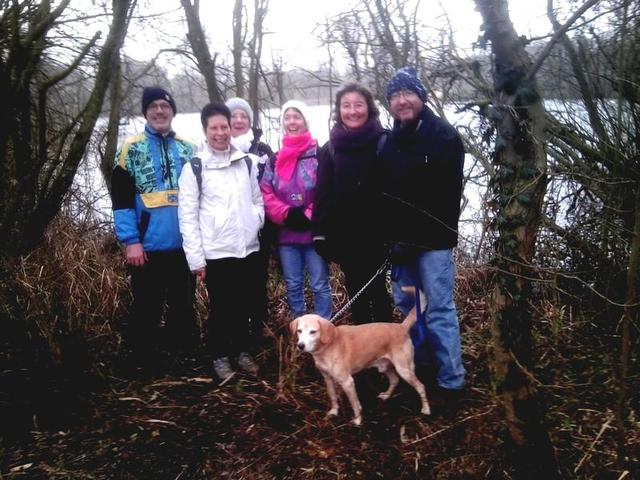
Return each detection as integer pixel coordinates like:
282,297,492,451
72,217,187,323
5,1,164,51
297,342,305,350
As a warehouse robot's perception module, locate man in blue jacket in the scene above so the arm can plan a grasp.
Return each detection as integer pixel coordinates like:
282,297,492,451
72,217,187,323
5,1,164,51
111,87,197,365
378,67,466,400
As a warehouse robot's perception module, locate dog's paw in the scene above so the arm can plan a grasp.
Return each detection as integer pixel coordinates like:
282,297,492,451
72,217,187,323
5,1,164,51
378,392,391,401
421,403,431,416
352,416,362,426
326,408,338,418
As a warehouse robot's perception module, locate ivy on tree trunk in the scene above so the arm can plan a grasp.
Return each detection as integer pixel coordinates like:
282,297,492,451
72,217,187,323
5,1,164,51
474,0,560,477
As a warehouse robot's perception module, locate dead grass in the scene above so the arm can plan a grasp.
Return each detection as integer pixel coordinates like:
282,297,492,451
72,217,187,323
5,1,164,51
14,214,129,365
0,216,638,479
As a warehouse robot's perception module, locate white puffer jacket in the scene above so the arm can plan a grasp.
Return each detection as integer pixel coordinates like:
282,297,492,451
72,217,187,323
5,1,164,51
178,142,264,271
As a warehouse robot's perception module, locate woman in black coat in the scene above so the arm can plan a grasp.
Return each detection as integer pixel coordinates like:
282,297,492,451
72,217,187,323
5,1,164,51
312,82,393,324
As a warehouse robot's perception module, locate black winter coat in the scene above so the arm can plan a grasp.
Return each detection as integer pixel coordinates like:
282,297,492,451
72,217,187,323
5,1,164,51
376,106,465,250
313,129,388,261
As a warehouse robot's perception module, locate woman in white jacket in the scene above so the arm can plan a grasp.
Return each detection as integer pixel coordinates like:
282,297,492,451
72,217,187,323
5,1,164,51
178,102,264,380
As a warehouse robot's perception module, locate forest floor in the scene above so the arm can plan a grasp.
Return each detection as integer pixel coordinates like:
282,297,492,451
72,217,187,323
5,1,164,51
1,270,638,479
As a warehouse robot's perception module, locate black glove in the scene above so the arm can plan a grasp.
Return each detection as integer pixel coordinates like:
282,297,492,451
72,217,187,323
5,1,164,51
284,206,311,231
313,238,333,263
388,243,420,265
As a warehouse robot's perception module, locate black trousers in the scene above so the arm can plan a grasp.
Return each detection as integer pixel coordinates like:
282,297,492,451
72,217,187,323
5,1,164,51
249,232,272,346
204,252,263,359
339,248,393,325
129,249,197,353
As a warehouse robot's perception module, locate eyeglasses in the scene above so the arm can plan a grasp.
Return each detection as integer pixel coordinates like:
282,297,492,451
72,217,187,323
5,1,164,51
148,101,172,112
231,113,249,120
389,90,418,101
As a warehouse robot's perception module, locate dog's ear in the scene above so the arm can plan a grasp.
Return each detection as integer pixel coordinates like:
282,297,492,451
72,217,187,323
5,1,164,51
289,318,299,337
319,317,336,345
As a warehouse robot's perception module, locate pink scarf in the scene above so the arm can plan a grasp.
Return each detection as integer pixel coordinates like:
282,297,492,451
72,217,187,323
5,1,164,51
276,131,314,181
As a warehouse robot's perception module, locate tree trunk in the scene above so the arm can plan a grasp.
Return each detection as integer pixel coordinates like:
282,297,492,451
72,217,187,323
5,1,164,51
101,54,123,195
232,0,245,98
614,1,633,469
474,0,560,477
181,0,223,102
247,0,268,125
617,183,637,471
27,0,134,249
0,0,134,260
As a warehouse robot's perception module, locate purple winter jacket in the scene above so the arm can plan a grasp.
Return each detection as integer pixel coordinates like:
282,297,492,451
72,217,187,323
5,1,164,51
259,145,319,245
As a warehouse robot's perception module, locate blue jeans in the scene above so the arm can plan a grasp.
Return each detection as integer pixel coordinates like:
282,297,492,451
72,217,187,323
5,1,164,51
391,249,465,390
279,244,332,319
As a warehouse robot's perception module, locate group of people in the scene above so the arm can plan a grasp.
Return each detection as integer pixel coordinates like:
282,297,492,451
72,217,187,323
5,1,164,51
111,67,466,398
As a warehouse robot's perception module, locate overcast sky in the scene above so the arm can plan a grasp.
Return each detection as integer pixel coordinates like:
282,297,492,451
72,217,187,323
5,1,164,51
123,0,558,71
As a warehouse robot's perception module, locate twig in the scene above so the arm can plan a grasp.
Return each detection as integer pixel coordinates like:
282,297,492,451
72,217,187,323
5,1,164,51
405,407,495,446
174,465,189,480
219,371,237,386
234,425,308,475
527,0,600,80
118,396,147,404
145,418,180,427
150,380,188,387
574,415,613,473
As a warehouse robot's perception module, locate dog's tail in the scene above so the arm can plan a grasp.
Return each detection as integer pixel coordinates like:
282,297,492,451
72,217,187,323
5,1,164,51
400,286,427,331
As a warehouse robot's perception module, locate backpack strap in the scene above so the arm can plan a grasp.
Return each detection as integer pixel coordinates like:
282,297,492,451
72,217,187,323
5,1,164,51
243,155,252,175
190,155,253,196
328,141,336,159
376,131,389,157
190,157,203,194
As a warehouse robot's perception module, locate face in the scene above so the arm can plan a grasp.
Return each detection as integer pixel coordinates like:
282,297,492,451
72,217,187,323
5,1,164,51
145,99,174,135
339,91,369,129
283,108,307,136
204,114,231,151
291,315,322,353
389,89,423,124
230,109,251,137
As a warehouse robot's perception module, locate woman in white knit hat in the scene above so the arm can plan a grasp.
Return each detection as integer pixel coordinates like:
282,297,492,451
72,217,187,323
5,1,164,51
259,101,332,320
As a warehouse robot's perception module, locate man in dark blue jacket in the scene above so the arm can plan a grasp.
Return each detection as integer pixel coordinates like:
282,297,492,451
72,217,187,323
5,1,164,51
378,67,466,398
111,87,197,365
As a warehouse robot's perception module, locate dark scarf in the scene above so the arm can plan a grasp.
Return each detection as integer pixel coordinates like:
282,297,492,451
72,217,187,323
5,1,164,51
329,118,384,152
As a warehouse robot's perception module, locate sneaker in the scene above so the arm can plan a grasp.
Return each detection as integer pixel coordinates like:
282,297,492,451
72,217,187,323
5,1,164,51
212,357,234,380
236,352,259,374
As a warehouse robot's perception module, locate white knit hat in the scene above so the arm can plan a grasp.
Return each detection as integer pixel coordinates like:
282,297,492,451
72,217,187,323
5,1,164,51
280,100,311,132
225,97,254,125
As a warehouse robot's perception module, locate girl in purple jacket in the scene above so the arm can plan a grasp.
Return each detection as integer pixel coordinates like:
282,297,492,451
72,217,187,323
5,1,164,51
260,101,332,319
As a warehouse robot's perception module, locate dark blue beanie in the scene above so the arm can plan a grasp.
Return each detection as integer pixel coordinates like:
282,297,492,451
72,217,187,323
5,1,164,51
141,87,177,116
385,67,427,102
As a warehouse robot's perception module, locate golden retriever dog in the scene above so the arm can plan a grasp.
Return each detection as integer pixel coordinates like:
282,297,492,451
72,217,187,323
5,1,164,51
289,306,430,426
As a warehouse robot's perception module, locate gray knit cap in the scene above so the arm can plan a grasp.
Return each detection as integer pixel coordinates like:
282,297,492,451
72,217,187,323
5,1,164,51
225,97,254,125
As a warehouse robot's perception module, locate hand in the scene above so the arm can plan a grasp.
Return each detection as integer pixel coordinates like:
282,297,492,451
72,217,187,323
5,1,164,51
284,206,311,231
126,243,147,267
194,267,206,281
313,238,333,262
388,243,419,265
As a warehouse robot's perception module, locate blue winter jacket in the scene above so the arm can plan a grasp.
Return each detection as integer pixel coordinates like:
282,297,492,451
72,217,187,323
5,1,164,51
111,124,195,252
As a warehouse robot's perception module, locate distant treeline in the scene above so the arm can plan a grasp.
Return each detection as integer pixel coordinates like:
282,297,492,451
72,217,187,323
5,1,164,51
54,34,618,120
